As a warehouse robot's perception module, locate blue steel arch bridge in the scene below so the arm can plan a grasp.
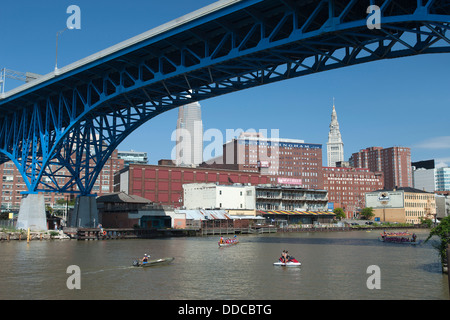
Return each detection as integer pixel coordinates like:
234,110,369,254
0,0,449,228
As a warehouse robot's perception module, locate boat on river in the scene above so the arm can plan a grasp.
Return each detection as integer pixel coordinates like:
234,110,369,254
218,236,239,247
379,231,422,245
219,241,239,247
132,257,175,267
273,256,301,267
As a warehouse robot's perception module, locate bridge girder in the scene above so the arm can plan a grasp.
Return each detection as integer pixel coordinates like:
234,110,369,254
0,0,449,195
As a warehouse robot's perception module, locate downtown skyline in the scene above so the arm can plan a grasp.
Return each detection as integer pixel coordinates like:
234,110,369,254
1,0,449,168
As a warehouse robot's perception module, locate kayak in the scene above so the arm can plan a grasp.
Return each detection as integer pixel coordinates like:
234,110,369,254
218,240,239,247
132,257,175,267
273,257,301,267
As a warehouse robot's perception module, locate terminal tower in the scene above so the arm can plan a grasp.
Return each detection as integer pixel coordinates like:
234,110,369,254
326,99,344,167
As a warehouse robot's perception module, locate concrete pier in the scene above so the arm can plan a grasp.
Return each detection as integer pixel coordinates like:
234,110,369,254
70,195,98,228
16,193,47,231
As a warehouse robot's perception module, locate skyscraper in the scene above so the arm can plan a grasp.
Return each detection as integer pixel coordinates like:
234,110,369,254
327,100,344,167
175,102,203,167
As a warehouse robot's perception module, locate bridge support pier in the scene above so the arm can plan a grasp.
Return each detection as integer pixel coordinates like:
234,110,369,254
16,193,47,231
70,195,98,228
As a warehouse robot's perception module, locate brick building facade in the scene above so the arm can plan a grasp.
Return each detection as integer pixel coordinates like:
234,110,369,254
201,133,323,190
349,146,412,190
322,166,384,218
114,163,268,208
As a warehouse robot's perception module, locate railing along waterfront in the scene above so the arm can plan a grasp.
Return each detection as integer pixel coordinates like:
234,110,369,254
279,224,351,232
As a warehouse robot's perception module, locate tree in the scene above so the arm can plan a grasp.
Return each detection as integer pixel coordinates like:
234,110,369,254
360,207,375,220
425,216,450,264
333,207,345,220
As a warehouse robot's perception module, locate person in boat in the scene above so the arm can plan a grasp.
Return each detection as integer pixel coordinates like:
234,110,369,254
141,254,150,264
219,236,224,244
285,250,290,262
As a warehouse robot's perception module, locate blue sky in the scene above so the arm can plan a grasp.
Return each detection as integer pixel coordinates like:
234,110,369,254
1,0,449,167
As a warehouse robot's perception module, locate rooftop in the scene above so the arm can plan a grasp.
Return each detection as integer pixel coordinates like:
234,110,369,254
97,192,152,204
373,187,434,194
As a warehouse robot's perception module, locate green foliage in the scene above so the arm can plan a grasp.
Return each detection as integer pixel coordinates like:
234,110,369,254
360,207,375,220
419,217,433,228
55,198,76,206
425,216,450,263
333,207,345,220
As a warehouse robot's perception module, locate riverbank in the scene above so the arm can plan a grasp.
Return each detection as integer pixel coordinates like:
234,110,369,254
1,223,429,241
0,230,69,241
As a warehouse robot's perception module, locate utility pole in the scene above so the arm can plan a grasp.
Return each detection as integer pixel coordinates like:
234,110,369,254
55,27,69,71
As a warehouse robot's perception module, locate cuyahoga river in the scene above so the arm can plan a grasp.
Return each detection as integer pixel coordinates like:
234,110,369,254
0,229,448,300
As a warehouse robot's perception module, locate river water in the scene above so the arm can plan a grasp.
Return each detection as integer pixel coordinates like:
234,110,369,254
0,229,448,300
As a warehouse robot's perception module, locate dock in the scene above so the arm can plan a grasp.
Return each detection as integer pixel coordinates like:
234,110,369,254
199,225,277,236
73,227,197,240
72,225,277,240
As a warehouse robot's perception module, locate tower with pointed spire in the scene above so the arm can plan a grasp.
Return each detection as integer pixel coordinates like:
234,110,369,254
327,99,344,167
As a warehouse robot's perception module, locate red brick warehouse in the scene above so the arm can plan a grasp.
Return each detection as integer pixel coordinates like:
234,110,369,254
114,163,268,207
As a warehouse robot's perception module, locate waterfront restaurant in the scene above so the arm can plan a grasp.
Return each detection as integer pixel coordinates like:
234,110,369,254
258,210,336,225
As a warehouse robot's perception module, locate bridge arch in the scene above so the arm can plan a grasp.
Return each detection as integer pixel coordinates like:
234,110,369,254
0,0,449,196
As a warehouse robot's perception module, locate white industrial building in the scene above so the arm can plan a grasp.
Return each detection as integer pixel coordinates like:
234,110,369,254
183,183,255,210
